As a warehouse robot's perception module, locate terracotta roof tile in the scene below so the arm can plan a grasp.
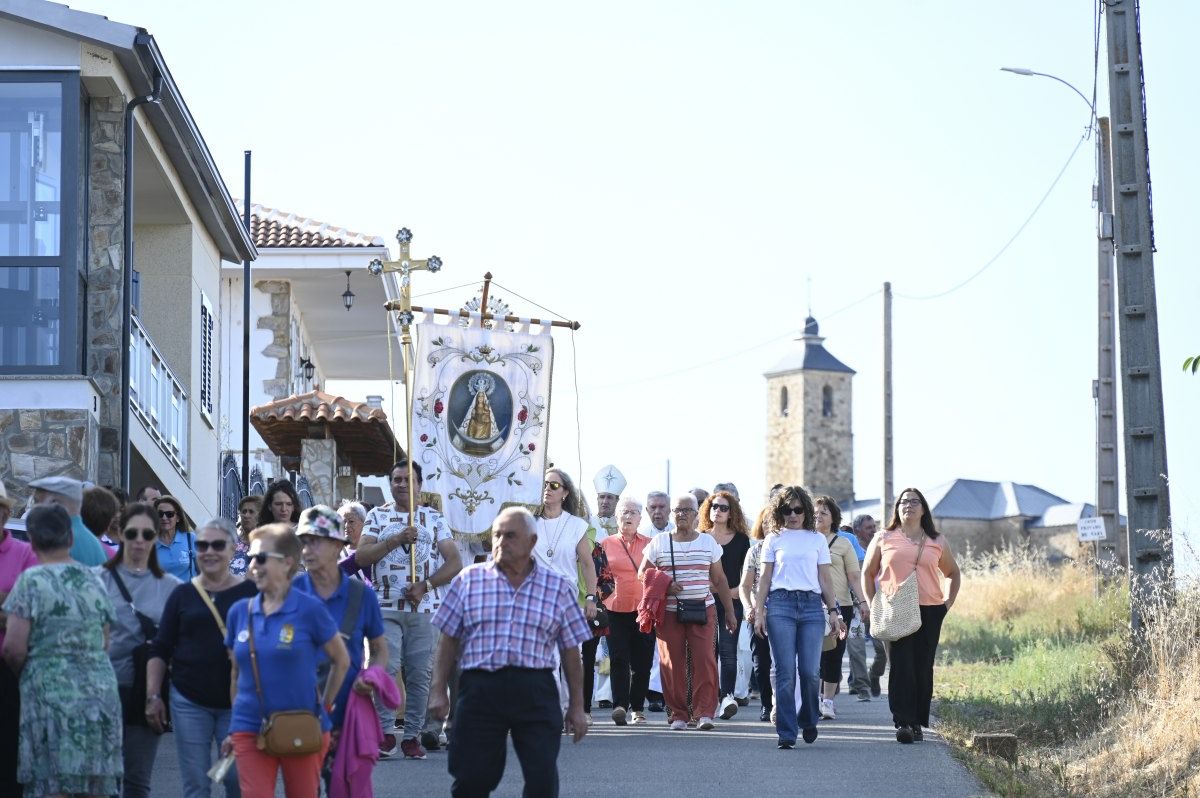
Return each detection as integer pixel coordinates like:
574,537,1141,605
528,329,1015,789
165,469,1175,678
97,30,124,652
239,203,387,249
249,390,402,476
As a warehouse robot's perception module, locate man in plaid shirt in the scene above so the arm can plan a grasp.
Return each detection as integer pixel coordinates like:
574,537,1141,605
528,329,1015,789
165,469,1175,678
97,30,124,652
429,507,591,797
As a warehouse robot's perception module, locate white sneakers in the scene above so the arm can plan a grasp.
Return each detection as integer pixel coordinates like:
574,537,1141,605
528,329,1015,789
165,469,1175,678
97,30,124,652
819,698,837,720
697,717,715,731
630,711,646,725
670,720,688,731
718,695,739,720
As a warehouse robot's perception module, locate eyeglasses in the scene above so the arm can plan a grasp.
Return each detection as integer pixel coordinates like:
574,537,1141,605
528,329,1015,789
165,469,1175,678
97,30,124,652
672,508,696,515
782,506,806,516
249,551,285,566
899,498,923,507
544,481,563,491
619,509,641,516
195,540,228,553
158,510,176,519
123,527,156,542
710,503,730,512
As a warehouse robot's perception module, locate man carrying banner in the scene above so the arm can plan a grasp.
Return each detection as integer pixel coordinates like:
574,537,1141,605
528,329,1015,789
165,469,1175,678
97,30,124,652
357,460,462,760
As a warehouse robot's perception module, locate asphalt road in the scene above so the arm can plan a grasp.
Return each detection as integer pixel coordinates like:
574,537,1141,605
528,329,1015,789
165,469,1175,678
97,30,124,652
151,687,988,797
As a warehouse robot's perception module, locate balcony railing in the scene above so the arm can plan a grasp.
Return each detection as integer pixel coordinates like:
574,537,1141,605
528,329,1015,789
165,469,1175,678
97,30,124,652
129,313,188,475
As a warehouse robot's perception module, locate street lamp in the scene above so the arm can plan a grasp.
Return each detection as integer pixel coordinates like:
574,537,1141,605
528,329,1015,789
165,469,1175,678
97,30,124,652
1000,67,1094,115
341,270,355,311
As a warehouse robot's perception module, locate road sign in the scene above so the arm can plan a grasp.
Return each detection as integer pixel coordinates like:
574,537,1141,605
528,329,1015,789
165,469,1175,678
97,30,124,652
1077,517,1107,543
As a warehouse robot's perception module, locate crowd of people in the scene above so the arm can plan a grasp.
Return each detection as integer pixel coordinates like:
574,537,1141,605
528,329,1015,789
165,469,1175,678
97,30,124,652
0,461,961,796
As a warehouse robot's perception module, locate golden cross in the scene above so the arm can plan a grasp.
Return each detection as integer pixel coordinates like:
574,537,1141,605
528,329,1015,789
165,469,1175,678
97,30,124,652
367,228,443,342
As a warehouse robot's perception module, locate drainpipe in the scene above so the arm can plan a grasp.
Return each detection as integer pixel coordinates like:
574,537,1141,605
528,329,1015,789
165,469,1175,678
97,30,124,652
119,59,163,493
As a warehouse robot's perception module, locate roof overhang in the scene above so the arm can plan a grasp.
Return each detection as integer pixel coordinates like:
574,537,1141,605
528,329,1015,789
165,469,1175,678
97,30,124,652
0,0,256,263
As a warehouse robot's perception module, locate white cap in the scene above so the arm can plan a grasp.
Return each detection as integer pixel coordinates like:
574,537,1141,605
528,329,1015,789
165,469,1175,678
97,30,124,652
593,465,627,497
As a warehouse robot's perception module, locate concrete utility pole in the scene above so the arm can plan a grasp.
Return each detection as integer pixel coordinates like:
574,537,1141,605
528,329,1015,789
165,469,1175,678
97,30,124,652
1093,118,1124,569
1105,0,1173,630
882,282,893,522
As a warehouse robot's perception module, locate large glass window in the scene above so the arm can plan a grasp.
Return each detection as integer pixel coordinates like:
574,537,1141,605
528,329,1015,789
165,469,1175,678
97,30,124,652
0,73,79,374
0,82,63,257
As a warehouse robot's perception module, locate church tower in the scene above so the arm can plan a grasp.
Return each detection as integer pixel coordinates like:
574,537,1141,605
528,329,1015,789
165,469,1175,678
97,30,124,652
764,316,855,507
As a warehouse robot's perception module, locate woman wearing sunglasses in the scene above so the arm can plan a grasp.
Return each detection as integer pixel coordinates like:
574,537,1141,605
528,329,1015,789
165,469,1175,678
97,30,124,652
697,490,751,721
861,487,961,744
96,502,183,798
752,486,845,749
147,517,255,797
153,495,197,582
221,524,350,797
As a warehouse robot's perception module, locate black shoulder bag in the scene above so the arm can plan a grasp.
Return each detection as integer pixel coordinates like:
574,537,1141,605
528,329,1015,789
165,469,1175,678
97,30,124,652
669,535,708,624
110,568,170,728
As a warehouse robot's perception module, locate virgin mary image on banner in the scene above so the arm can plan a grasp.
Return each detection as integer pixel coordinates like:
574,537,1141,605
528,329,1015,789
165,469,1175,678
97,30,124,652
411,319,553,537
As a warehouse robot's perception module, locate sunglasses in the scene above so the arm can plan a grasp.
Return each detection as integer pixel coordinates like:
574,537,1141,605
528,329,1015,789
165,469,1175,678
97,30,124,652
158,510,177,519
711,503,730,512
123,527,156,542
782,505,806,516
249,551,285,566
195,540,228,553
544,481,563,491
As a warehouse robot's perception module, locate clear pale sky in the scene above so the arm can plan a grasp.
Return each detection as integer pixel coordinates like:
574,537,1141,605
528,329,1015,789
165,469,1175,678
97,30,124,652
70,1,1199,570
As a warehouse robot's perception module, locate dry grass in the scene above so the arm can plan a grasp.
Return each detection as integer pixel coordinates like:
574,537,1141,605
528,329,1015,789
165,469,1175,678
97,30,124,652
934,544,1200,797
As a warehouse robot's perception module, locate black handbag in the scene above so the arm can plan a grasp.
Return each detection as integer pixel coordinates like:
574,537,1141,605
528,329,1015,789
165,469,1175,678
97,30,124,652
589,603,610,634
669,534,709,625
110,568,170,728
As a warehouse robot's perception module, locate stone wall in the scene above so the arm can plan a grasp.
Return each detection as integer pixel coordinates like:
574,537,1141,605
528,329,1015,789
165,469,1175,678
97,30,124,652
255,280,292,401
86,95,126,488
764,370,853,506
301,438,336,507
0,409,98,505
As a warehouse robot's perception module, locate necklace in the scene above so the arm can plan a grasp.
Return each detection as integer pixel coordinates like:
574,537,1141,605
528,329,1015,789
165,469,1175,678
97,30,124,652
543,514,570,558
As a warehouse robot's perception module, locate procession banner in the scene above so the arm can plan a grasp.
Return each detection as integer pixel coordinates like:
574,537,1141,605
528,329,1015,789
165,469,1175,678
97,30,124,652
411,319,553,538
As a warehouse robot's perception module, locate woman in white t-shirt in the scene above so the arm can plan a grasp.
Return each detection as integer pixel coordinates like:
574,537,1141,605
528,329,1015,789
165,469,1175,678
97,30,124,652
752,486,846,749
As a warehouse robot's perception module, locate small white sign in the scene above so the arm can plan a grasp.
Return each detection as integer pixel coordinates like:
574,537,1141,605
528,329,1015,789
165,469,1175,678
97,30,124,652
1077,517,1107,542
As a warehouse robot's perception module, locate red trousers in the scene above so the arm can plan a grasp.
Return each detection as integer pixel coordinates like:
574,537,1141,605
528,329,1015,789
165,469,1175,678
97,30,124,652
656,604,718,722
232,731,330,798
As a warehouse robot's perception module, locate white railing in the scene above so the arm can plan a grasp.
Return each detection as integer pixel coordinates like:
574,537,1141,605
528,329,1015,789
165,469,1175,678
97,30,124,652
129,314,188,475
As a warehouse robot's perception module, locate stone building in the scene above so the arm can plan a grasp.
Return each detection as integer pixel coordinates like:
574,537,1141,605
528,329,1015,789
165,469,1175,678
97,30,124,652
0,2,255,523
764,316,855,507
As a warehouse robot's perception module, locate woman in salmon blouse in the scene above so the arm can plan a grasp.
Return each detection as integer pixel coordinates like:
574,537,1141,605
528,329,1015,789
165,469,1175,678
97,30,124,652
861,487,961,744
599,497,654,726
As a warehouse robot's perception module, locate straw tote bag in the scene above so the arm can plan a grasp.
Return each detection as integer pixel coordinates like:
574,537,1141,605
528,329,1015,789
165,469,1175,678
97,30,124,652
870,535,926,642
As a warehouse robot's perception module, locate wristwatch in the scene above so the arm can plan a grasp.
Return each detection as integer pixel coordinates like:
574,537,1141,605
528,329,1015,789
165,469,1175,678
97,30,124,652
424,579,433,593
585,594,596,603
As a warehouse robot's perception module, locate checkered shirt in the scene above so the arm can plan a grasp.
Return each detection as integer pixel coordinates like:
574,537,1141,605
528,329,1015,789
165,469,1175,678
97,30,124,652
432,560,592,671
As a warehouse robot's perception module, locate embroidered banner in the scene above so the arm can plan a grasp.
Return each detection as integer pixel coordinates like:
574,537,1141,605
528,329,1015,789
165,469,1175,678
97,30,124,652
411,319,553,538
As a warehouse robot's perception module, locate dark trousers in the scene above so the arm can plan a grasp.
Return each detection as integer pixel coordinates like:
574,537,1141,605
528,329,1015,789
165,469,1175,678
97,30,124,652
751,629,773,710
606,610,654,711
887,603,948,728
0,662,21,798
714,600,744,697
820,606,856,683
581,636,600,712
449,668,562,798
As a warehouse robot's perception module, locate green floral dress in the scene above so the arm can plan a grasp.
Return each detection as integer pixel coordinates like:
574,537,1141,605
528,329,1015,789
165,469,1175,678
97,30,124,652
2,563,123,797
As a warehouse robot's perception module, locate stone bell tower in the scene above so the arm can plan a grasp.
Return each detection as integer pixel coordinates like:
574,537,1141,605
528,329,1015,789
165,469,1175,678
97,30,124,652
764,316,855,507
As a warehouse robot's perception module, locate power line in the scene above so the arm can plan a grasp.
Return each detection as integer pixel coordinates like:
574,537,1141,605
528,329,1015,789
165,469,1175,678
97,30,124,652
895,131,1089,301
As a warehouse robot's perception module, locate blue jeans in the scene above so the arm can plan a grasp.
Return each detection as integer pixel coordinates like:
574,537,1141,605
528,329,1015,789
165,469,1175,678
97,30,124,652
765,589,825,742
169,685,240,798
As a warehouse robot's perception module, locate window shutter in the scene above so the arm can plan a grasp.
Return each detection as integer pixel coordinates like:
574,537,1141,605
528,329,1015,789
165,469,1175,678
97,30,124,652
200,295,214,417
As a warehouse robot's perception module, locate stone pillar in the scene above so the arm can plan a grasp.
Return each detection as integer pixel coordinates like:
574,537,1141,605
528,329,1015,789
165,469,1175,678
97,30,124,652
256,280,292,401
301,438,336,507
0,409,98,506
87,95,127,489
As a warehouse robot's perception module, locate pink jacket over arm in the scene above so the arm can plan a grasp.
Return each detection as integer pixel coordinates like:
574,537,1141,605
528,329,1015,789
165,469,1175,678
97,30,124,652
329,666,404,798
637,566,672,633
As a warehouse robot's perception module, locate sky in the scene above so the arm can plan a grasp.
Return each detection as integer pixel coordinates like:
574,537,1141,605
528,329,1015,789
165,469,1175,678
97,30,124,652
69,1,1199,571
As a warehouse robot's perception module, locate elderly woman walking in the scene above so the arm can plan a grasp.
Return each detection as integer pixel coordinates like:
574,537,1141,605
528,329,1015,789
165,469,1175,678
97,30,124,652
599,496,654,725
862,488,961,744
753,486,846,748
2,504,124,798
148,516,256,797
97,502,182,798
638,493,737,731
222,524,350,797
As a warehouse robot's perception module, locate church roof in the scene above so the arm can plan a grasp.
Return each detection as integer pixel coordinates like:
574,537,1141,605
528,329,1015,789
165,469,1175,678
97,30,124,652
851,479,1125,527
764,316,855,377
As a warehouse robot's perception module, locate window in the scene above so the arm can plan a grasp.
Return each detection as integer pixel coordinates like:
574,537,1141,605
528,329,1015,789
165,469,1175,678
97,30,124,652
779,386,789,417
200,293,214,419
822,385,834,417
0,73,80,373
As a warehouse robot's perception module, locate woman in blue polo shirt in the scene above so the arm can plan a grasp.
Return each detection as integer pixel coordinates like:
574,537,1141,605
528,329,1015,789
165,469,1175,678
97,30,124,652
222,524,350,798
153,495,197,581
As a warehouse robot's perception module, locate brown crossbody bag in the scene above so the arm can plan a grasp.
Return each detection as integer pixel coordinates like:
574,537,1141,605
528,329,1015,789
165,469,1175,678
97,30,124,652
246,600,323,756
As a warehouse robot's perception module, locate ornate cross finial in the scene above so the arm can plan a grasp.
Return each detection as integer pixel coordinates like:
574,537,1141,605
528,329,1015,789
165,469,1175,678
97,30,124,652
366,228,444,333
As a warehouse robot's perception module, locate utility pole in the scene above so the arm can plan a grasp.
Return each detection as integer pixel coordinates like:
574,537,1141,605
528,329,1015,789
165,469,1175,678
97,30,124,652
882,282,893,522
1094,118,1124,570
1105,0,1173,631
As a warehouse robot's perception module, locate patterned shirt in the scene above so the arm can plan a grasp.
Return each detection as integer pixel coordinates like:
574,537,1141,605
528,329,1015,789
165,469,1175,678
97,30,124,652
642,531,722,610
363,503,449,615
432,560,591,671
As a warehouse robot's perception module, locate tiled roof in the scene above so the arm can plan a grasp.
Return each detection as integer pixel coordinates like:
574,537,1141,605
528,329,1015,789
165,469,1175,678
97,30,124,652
249,390,402,476
242,203,387,249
